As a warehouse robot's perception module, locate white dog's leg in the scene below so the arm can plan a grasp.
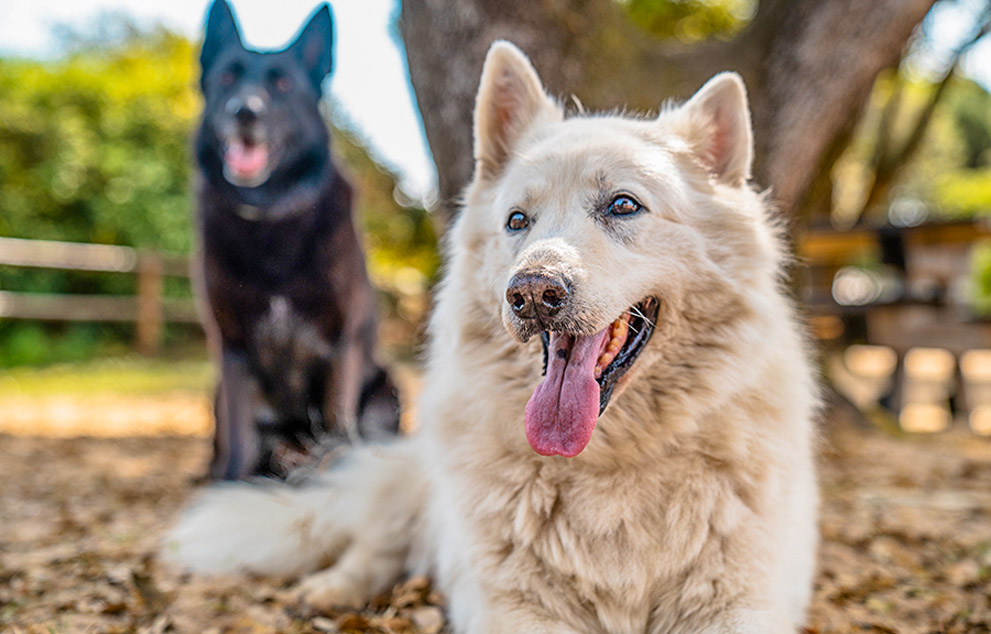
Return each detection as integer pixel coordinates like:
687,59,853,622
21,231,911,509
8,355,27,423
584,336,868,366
164,439,426,593
292,517,413,610
291,439,429,611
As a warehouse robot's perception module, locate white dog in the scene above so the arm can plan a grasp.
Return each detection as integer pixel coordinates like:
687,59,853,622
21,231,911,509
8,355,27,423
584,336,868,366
166,40,819,634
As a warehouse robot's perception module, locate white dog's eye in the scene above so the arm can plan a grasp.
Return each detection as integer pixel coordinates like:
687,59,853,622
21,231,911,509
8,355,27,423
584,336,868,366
506,210,530,232
607,195,643,217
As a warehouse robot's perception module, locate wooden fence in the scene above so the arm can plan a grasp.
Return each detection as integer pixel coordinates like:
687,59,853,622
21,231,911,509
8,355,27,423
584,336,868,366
0,237,199,354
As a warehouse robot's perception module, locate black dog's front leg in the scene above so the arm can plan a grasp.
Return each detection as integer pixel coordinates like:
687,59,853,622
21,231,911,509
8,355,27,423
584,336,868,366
209,348,262,480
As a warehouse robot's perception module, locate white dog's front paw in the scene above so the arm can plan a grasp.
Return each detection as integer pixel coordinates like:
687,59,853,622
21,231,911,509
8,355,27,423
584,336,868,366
290,538,408,613
293,567,372,611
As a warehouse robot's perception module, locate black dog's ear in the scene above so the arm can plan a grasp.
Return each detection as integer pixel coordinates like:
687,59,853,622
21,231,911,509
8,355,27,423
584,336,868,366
289,4,334,93
201,0,243,74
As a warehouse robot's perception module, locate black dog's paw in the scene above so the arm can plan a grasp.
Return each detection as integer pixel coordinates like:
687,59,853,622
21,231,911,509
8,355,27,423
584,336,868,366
357,367,402,438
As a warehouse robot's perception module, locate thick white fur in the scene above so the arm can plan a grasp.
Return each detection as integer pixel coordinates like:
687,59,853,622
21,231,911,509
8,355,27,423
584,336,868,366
166,41,819,633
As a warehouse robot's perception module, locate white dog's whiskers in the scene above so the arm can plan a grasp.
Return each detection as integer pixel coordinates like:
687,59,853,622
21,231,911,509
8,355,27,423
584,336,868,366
623,314,642,335
629,305,656,330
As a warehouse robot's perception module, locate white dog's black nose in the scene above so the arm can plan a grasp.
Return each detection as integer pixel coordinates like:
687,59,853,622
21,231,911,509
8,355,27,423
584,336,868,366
507,272,570,322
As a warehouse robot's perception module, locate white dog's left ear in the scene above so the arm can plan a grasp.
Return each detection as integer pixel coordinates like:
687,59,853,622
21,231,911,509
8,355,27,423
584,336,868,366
473,41,562,182
677,72,753,186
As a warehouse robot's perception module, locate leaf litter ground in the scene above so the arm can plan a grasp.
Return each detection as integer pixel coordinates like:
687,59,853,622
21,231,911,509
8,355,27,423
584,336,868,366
1,420,989,633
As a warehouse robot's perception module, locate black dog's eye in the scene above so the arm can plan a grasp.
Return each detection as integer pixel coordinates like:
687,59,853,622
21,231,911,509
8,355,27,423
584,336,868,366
506,210,530,232
607,195,643,217
220,63,242,88
269,69,292,93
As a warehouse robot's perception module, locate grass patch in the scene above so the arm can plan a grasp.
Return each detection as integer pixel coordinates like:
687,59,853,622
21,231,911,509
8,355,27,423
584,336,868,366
0,356,213,397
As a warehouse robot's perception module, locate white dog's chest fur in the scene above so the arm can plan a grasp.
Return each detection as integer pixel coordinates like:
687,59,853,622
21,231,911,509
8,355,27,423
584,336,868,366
420,353,809,634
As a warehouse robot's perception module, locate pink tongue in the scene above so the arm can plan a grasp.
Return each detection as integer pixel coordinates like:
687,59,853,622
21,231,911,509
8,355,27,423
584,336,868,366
524,329,609,457
225,140,269,177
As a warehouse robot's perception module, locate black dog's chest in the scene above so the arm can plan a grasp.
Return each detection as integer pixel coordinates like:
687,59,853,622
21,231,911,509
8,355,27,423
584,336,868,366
201,217,344,343
207,260,339,343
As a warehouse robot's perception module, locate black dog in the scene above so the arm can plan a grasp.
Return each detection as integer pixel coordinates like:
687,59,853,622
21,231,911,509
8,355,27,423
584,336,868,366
195,0,400,480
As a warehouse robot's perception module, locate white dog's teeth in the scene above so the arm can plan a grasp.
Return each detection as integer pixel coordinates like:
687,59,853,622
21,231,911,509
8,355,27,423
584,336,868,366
612,319,628,338
595,318,631,379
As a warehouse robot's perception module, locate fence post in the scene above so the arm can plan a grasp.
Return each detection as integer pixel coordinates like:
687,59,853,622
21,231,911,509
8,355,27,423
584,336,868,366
136,252,163,355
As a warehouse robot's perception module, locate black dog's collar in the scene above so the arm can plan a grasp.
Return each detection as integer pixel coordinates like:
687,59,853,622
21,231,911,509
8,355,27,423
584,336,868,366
235,204,263,221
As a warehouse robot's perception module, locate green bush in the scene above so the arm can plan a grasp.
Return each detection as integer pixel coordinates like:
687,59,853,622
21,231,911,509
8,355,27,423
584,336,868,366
970,240,991,317
934,169,991,218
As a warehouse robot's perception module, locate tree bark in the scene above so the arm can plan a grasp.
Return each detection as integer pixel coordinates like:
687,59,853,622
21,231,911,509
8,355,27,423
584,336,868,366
399,0,936,227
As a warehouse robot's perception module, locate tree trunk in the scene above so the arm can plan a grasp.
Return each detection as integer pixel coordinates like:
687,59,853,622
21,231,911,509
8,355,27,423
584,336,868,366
399,0,936,227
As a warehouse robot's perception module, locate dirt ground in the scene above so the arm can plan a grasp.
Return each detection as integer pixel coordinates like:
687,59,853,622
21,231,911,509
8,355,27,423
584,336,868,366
1,422,990,634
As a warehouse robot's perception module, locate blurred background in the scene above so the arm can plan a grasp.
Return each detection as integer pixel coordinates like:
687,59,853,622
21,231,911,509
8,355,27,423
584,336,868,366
1,0,991,632
1,0,990,437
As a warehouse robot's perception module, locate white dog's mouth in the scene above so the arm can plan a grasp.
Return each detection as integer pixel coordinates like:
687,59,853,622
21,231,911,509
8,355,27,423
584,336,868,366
525,297,659,457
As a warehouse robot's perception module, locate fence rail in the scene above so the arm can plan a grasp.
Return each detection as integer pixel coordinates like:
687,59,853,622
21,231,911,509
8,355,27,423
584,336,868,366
0,291,200,323
0,237,198,354
0,236,189,276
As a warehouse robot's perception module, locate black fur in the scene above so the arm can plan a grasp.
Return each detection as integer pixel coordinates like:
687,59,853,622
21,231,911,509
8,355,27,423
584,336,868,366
195,0,400,480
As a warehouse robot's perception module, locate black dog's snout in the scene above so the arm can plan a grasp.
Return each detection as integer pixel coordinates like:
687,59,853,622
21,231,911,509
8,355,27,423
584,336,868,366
506,272,570,321
234,104,258,124
226,95,266,124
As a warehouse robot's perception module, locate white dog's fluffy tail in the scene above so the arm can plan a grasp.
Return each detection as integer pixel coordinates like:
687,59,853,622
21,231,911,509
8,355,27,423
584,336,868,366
162,440,425,578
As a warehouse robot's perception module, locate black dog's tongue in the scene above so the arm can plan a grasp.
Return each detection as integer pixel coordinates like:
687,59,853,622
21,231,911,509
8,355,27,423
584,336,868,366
524,328,609,457
225,139,269,181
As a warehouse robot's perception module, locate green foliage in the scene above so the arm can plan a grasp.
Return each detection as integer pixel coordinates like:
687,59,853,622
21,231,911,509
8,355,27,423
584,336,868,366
328,112,439,334
944,77,991,169
622,0,754,41
830,71,991,224
0,29,199,252
906,76,991,218
970,241,991,317
935,169,991,217
0,322,125,367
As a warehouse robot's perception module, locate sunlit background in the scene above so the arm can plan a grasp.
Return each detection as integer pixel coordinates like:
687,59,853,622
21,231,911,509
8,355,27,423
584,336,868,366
0,0,990,426
2,0,989,202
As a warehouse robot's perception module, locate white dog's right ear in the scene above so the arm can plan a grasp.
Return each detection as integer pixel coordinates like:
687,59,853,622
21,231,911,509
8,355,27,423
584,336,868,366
473,41,561,182
675,72,754,186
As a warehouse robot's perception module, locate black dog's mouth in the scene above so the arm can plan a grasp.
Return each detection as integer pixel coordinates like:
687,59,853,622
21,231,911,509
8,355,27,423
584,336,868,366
223,137,274,188
540,296,659,415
